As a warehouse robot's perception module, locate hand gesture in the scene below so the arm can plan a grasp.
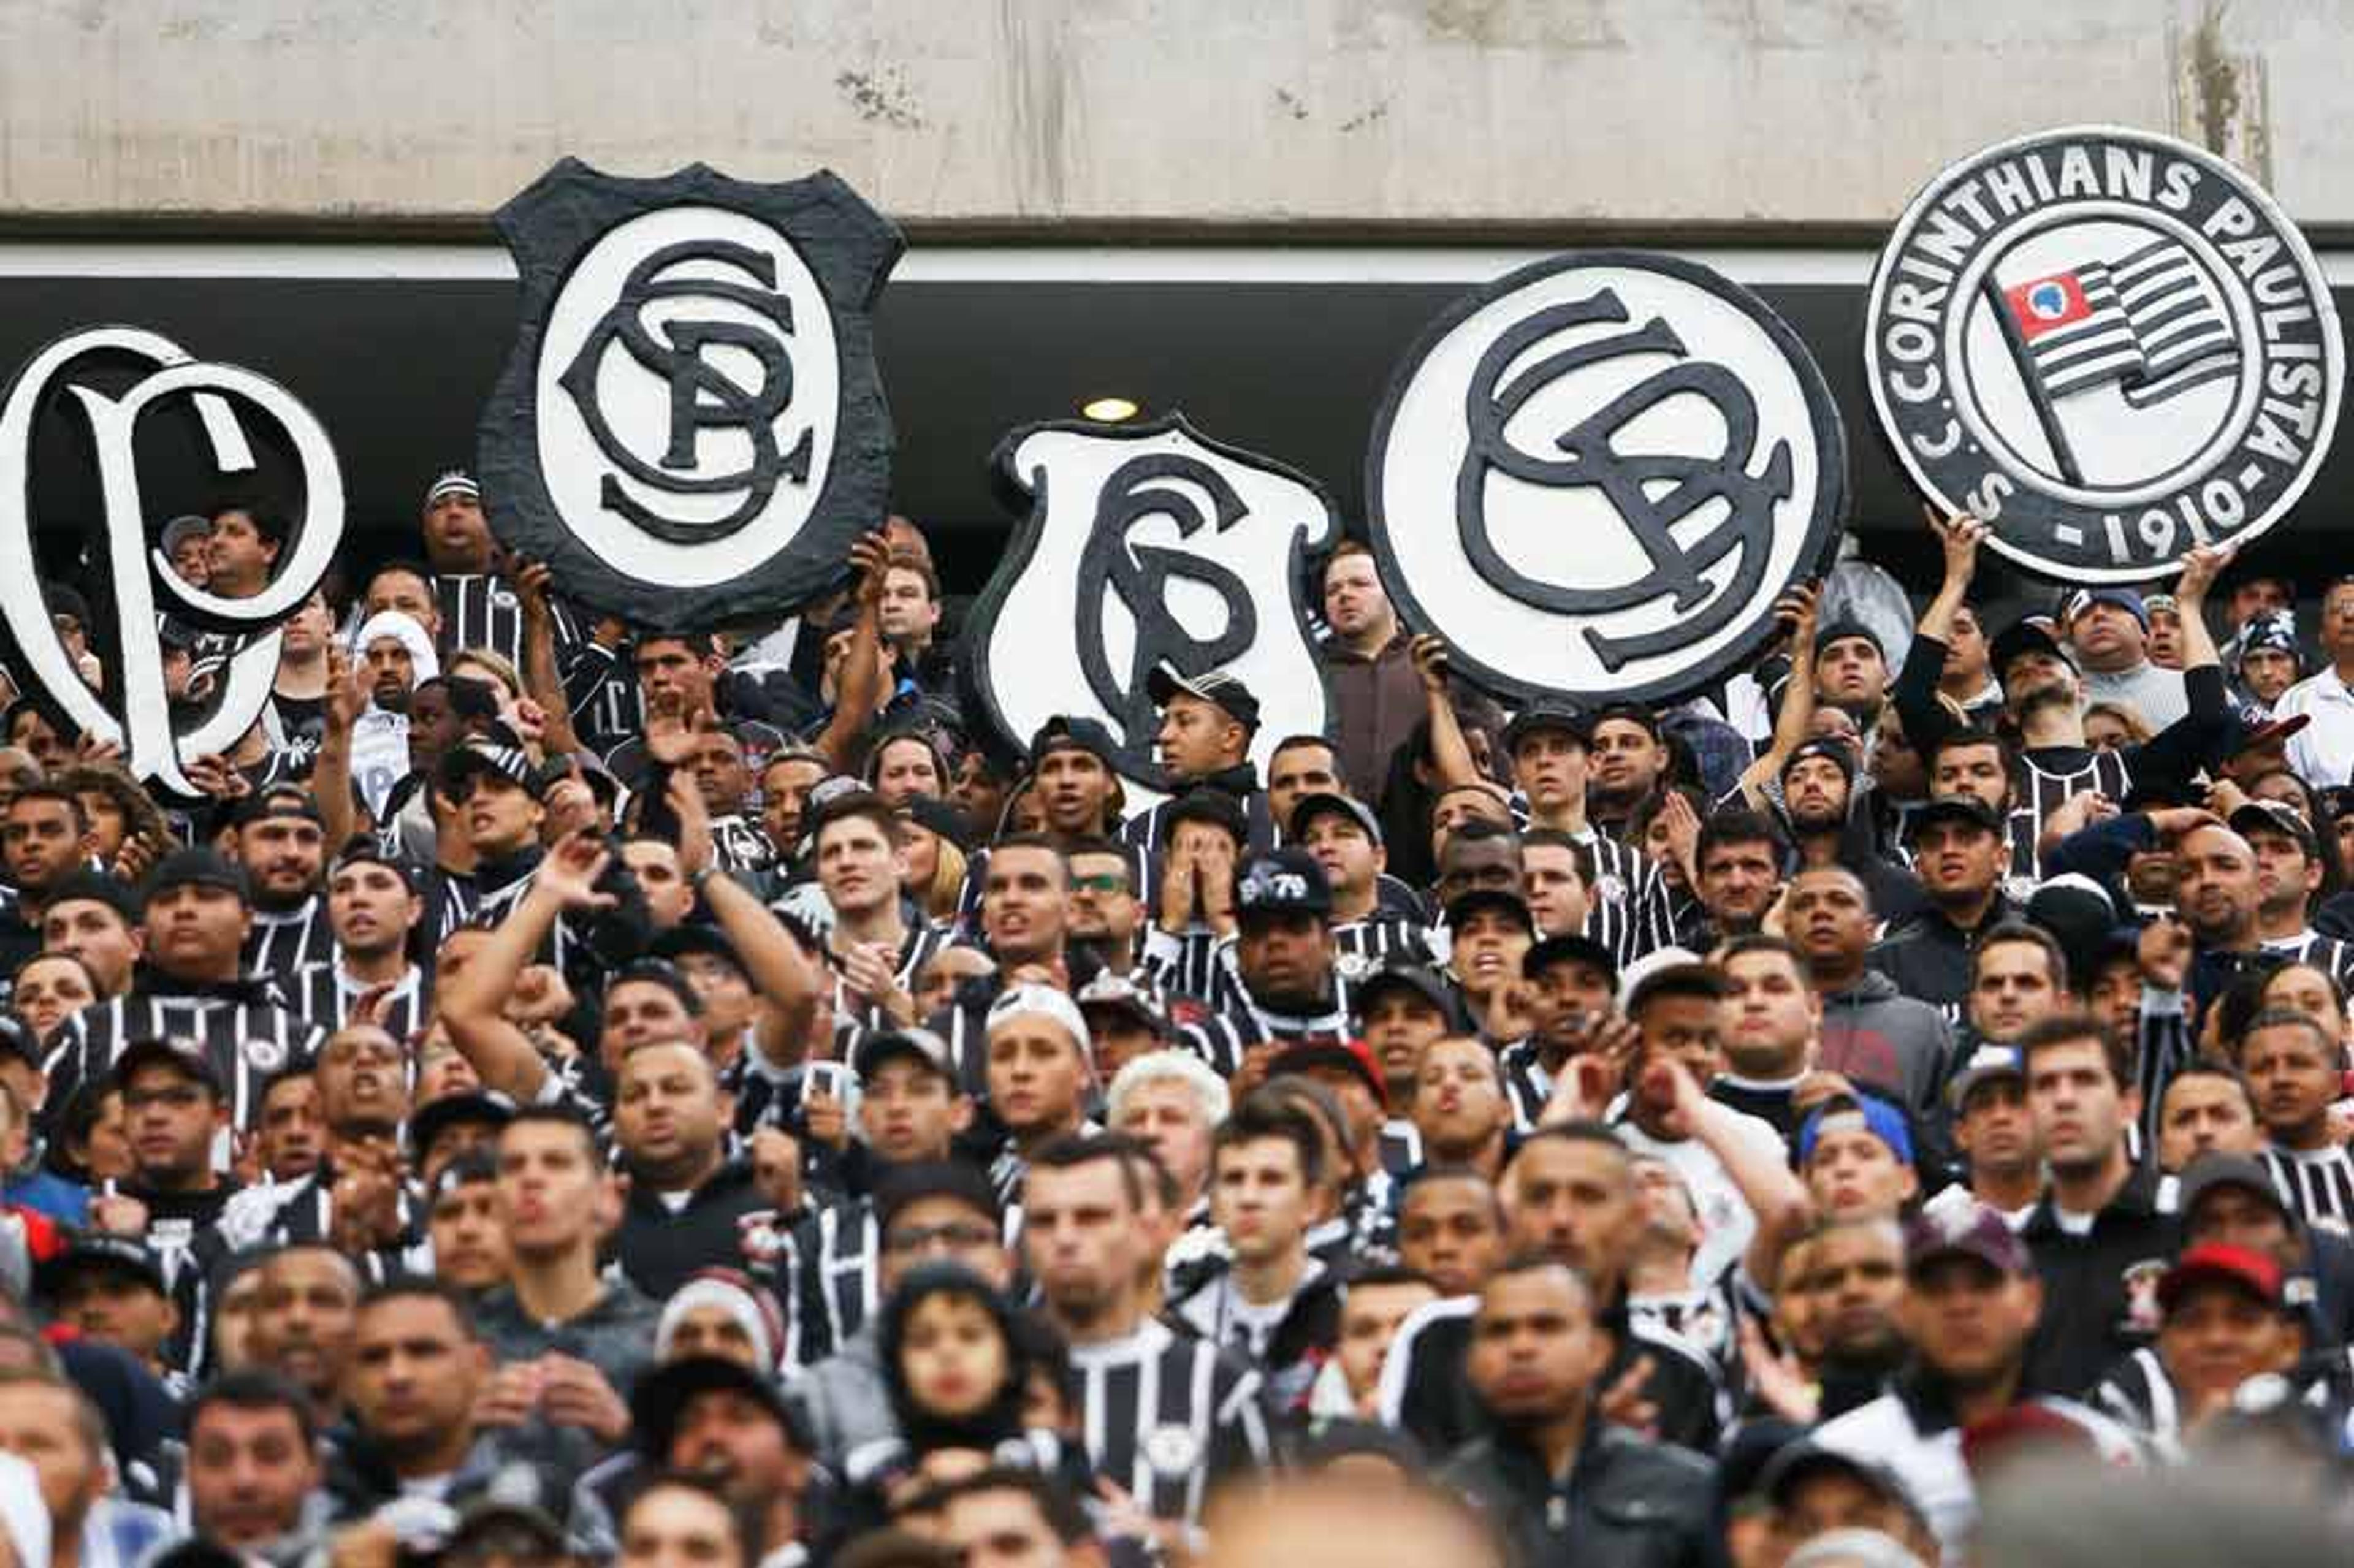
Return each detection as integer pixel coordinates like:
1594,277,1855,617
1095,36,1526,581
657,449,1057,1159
1157,840,1198,934
592,615,630,652
1926,505,1986,587
1772,580,1821,655
665,769,714,876
1637,1053,1708,1140
474,1362,541,1430
849,530,893,612
801,1081,848,1152
329,1152,403,1252
2201,776,2251,821
536,830,618,914
1596,1353,1661,1439
508,964,577,1025
1655,789,1702,877
2136,919,2193,992
89,1187,150,1236
183,753,250,801
326,643,367,732
839,940,901,1006
643,687,700,767
112,830,166,885
513,559,556,626
1792,1069,1859,1119
1409,633,1451,696
1736,1314,1819,1424
2147,804,2223,842
2041,790,2114,842
2174,542,2236,605
536,1354,629,1443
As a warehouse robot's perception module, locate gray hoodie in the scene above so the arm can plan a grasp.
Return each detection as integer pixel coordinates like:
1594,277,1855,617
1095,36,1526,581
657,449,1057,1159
1817,969,1957,1131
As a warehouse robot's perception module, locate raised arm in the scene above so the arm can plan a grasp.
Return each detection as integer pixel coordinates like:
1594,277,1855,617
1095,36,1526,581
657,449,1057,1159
1411,634,1482,790
313,644,365,850
514,560,585,758
2131,544,2235,783
439,831,617,1100
811,532,891,775
1733,582,1820,810
1653,1057,1814,1287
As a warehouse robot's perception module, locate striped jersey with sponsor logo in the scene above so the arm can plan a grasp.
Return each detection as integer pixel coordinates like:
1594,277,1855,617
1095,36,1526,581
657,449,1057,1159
2263,1143,2354,1237
1065,1319,1276,1524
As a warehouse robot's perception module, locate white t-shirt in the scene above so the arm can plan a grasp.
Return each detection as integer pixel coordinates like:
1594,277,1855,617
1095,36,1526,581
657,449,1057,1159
1615,1109,1788,1288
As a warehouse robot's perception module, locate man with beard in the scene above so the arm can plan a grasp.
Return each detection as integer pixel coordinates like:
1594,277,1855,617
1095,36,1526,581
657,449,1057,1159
183,1371,324,1559
1925,728,2040,882
289,843,427,1037
1067,839,1144,979
347,606,440,821
233,790,335,973
2169,822,2274,1014
1319,541,1422,798
1900,519,2233,845
1585,703,1670,840
2229,801,2354,976
628,1358,813,1567
1786,872,1955,1129
1788,1216,1912,1420
1870,796,2021,1014
1690,809,1783,948
811,793,951,1043
1813,618,1891,731
1195,850,1353,1062
1441,1258,1718,1568
1778,740,1924,923
615,1041,775,1296
251,1244,364,1419
1812,1205,2133,1561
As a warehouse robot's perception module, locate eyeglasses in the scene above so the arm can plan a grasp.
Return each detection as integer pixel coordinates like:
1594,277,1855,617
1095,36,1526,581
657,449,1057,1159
1071,873,1130,896
883,1221,999,1255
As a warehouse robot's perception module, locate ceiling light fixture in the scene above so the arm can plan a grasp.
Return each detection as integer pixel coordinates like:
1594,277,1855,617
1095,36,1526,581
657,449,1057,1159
1080,396,1140,422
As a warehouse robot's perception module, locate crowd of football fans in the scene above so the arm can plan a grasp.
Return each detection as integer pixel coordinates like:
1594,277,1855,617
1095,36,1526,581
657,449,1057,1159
0,478,2345,1568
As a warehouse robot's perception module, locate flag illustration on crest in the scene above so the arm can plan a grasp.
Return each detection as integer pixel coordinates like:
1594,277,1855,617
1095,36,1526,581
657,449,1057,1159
2002,237,2238,407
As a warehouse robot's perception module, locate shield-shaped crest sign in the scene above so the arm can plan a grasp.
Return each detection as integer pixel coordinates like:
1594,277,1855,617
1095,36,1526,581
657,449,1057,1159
478,159,902,630
964,415,1339,797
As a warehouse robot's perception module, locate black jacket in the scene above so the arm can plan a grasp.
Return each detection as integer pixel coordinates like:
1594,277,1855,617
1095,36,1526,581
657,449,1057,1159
1865,894,2028,1014
617,1157,780,1298
2022,1164,2180,1397
1442,1423,1722,1568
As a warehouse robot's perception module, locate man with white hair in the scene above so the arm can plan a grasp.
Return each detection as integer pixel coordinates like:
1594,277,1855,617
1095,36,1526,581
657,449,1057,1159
983,984,1099,1204
1107,1050,1231,1226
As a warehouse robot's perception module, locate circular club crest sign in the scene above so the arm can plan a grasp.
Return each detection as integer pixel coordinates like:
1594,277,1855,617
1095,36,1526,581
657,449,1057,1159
1867,126,2342,582
1368,251,1845,706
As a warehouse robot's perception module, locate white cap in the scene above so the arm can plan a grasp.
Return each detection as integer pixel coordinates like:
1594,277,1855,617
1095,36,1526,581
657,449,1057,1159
986,983,1094,1063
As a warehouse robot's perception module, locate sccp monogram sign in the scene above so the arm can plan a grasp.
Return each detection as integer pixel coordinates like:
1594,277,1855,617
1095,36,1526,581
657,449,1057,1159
0,327,343,796
1367,251,1846,705
479,159,903,630
963,415,1338,796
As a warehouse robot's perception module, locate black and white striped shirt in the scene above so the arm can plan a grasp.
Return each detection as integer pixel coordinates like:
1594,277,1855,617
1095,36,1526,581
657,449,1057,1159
1065,1319,1275,1524
245,897,335,979
2263,1143,2354,1236
435,572,580,669
2262,931,2354,985
42,988,327,1133
791,1197,881,1364
2018,748,2131,840
286,962,430,1041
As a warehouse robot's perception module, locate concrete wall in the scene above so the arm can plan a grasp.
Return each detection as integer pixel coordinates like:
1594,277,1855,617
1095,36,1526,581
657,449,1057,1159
0,1,2344,234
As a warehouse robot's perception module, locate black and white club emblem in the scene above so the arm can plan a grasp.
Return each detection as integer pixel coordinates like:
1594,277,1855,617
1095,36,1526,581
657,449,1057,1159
1367,251,1845,705
963,414,1338,796
478,159,902,629
0,326,344,799
1867,125,2342,581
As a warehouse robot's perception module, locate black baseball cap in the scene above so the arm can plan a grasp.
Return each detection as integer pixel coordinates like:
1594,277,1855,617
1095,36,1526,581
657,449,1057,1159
45,870,140,924
1813,618,1884,659
1354,961,1459,1023
853,1028,959,1087
1289,791,1382,847
408,1090,516,1165
649,924,750,978
1905,794,2002,841
109,1037,224,1097
1029,715,1118,768
1445,888,1535,936
1523,932,1619,988
35,1232,167,1302
1502,702,1591,753
1586,701,1662,740
1990,620,2079,679
1160,788,1247,848
1145,666,1261,731
2179,1152,2294,1227
903,794,976,854
229,788,325,831
2229,800,2318,860
1236,848,1334,922
630,1355,809,1463
142,848,249,907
